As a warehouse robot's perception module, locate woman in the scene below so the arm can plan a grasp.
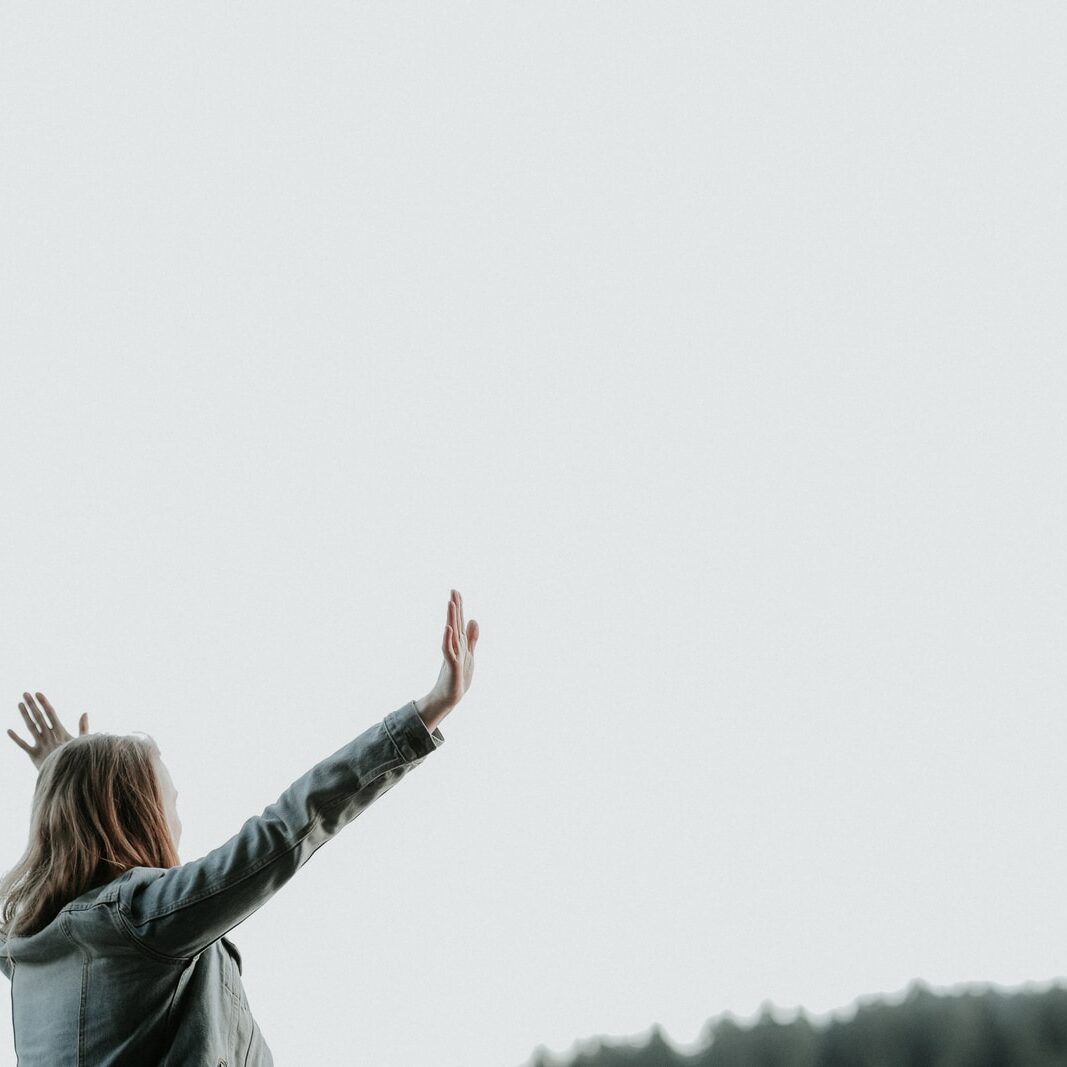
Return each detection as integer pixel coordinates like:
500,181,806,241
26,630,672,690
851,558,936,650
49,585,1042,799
0,589,479,1066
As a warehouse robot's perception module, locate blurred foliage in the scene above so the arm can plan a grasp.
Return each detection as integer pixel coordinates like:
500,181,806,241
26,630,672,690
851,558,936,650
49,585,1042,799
519,982,1067,1067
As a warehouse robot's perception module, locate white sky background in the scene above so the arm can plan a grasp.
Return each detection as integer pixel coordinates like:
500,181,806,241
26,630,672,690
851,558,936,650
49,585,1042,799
1,3,1065,1065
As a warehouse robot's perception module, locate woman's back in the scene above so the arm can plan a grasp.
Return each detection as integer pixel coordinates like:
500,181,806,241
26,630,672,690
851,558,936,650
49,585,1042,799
0,699,445,1066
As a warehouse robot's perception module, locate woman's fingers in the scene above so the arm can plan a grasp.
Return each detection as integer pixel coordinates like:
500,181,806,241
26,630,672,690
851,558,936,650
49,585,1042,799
8,691,84,767
7,728,33,754
23,693,49,734
453,590,465,645
34,692,59,731
19,702,42,738
447,600,458,655
432,591,479,705
448,591,478,659
26,691,76,742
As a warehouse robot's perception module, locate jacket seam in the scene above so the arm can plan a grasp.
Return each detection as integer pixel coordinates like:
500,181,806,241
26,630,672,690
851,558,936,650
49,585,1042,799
79,953,89,1065
58,914,87,1065
8,960,15,1067
243,1014,256,1065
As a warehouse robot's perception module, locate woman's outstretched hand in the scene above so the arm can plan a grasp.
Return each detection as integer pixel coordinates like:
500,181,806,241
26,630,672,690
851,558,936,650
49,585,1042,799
7,691,89,771
421,589,479,718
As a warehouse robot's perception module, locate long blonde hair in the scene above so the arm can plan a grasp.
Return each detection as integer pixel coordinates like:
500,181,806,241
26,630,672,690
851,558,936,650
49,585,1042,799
0,732,180,939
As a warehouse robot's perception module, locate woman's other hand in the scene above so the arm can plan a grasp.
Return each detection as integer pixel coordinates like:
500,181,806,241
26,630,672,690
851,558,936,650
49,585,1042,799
6,691,89,771
421,590,479,717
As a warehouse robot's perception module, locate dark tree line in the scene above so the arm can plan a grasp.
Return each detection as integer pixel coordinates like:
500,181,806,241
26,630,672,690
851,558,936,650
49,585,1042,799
519,981,1067,1067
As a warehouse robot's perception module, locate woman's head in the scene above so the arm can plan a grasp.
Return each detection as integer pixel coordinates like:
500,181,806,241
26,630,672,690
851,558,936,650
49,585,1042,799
0,731,182,939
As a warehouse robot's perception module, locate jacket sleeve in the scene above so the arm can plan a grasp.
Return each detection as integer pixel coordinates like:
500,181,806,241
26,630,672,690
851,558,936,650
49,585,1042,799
116,699,444,961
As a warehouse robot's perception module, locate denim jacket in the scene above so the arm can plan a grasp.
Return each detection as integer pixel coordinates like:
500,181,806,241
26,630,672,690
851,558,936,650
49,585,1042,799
0,699,444,1066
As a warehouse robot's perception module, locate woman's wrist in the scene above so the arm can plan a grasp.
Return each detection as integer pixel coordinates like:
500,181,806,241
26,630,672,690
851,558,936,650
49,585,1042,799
414,692,454,733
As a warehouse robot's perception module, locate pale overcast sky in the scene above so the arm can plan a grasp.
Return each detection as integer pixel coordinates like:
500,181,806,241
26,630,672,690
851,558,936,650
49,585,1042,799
1,4,1065,1065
